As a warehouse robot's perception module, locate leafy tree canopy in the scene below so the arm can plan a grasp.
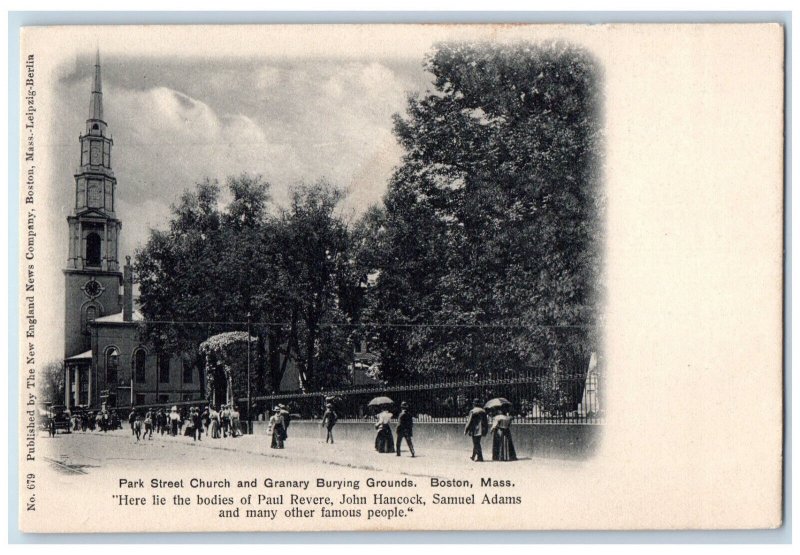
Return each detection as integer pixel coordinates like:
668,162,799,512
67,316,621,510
366,41,603,386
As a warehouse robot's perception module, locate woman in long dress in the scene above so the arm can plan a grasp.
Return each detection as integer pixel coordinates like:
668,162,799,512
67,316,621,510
208,406,221,439
374,409,395,453
269,407,285,449
491,408,517,461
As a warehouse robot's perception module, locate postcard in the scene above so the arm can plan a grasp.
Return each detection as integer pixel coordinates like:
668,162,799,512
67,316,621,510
17,23,784,532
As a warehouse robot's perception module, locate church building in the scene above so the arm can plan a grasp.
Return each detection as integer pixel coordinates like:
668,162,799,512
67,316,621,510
62,53,203,410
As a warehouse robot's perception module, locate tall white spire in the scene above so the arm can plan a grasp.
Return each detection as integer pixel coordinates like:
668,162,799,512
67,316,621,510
89,49,104,122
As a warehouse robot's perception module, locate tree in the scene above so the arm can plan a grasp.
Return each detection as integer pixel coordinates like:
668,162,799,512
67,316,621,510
276,181,354,391
135,175,274,396
135,178,222,397
368,41,603,391
40,360,65,404
135,174,361,396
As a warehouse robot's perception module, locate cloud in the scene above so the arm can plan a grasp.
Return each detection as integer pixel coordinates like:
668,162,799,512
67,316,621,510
114,86,269,147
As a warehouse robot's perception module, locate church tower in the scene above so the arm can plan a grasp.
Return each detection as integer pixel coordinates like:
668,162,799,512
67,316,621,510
64,51,123,358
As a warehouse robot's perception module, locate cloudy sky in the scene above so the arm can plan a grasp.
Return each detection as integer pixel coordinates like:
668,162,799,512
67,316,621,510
51,52,434,254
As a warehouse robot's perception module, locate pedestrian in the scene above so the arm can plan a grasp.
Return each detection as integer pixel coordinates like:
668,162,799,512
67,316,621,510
395,402,415,457
156,409,166,435
209,406,221,438
182,408,194,437
133,412,142,442
143,409,153,439
221,404,230,438
490,407,517,462
81,410,88,432
202,406,210,436
191,407,203,442
230,406,241,438
48,417,56,438
269,406,285,449
464,398,489,462
374,408,394,453
169,406,180,436
178,408,186,435
321,403,337,444
128,408,136,435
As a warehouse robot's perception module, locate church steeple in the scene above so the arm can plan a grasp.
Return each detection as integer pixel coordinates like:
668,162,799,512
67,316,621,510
89,49,104,124
66,50,121,271
86,50,108,138
63,50,124,359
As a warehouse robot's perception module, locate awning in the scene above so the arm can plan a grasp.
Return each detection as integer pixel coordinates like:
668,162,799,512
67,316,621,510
65,350,92,362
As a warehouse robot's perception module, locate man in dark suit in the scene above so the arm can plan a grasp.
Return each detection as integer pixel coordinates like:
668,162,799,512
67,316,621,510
396,401,415,457
464,398,489,461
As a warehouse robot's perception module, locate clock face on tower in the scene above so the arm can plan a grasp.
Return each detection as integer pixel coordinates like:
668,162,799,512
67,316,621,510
83,279,103,299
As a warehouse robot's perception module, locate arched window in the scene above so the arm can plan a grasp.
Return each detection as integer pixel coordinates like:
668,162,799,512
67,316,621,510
105,347,119,386
86,233,101,267
133,348,146,383
81,302,102,335
84,305,97,334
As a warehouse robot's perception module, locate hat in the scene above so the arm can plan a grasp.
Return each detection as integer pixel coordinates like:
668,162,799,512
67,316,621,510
400,401,409,408
473,398,482,406
326,403,332,408
273,406,281,412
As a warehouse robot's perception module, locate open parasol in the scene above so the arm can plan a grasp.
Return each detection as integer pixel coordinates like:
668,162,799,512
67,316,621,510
368,396,394,408
484,397,512,410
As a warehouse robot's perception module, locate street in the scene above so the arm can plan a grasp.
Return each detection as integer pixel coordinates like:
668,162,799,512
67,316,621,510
41,426,580,479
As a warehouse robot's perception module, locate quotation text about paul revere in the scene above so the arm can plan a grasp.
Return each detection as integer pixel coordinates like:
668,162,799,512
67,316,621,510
112,476,522,521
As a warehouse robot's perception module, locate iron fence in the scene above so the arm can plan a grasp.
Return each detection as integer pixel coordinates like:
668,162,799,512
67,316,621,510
243,370,603,425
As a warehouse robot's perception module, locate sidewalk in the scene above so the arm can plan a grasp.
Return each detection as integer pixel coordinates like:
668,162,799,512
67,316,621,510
136,428,582,479
47,427,584,481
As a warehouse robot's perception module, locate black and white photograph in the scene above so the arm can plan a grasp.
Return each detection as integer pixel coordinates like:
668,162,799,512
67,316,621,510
16,23,783,533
